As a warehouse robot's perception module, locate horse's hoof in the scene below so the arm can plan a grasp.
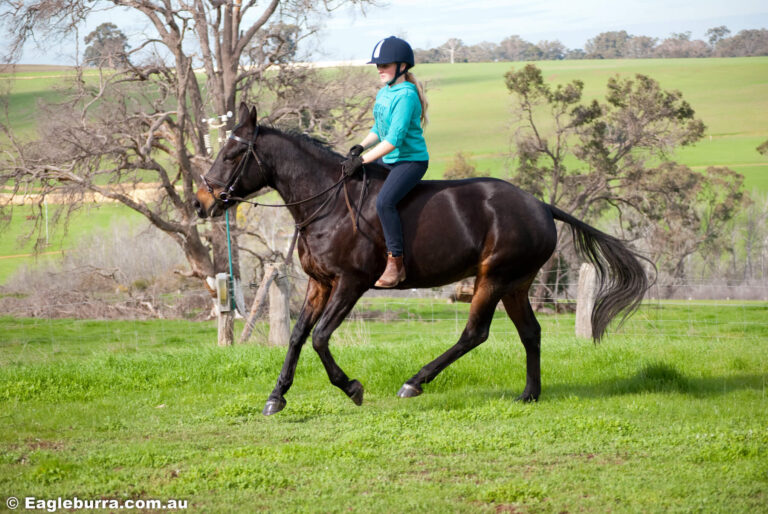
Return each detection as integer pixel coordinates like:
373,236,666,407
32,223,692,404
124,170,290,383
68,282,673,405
346,379,364,406
262,397,287,416
397,383,423,398
515,392,539,403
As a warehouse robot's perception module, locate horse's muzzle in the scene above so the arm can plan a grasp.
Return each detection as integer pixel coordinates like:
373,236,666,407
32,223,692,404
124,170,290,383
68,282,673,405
195,188,219,218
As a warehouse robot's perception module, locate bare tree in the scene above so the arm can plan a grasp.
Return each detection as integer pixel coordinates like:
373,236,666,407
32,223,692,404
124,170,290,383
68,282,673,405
442,38,464,64
0,0,376,342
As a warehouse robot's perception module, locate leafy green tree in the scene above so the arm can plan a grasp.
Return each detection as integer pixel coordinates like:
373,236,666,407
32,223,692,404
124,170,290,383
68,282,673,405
505,64,744,297
706,26,731,47
83,22,129,68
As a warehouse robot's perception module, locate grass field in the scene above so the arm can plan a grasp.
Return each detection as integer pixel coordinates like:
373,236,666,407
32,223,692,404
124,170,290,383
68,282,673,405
415,58,768,191
1,300,766,512
0,204,144,284
2,58,767,283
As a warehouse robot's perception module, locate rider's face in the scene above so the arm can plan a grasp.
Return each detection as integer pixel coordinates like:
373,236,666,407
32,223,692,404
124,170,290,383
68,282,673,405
376,63,402,84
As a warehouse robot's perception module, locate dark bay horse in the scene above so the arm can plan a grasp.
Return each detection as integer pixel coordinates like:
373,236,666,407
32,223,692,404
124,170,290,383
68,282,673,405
195,104,648,416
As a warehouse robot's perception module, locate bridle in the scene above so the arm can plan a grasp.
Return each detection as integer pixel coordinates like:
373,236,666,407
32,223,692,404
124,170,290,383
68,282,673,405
200,123,368,265
202,126,263,205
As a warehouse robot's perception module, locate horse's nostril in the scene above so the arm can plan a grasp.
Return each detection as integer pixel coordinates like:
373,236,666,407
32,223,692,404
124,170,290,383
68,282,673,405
193,198,207,218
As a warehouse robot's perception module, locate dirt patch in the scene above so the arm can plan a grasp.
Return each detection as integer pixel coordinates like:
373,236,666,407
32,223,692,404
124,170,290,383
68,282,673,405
0,64,78,74
25,438,65,451
1,183,169,205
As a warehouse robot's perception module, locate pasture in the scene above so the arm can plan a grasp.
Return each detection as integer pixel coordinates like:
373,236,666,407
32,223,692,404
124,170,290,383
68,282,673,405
1,300,767,511
415,58,768,191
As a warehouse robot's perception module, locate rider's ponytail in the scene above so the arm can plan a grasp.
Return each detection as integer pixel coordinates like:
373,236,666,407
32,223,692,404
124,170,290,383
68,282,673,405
405,71,428,129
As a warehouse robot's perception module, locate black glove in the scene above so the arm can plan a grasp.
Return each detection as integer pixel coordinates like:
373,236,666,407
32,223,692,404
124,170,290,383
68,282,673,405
341,155,364,177
347,144,364,157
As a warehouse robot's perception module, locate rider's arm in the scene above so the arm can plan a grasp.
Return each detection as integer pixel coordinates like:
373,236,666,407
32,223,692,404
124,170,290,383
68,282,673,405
362,140,395,164
359,131,380,150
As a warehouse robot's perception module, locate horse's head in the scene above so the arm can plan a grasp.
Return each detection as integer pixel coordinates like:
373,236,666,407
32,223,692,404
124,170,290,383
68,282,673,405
195,103,269,218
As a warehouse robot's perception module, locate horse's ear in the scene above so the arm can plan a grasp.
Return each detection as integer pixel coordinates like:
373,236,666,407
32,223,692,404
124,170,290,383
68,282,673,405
238,102,250,124
249,107,258,123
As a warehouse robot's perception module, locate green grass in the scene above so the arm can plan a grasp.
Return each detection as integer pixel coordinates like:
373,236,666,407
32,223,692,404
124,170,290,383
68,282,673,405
0,204,144,284
1,300,766,512
415,58,768,189
0,70,101,136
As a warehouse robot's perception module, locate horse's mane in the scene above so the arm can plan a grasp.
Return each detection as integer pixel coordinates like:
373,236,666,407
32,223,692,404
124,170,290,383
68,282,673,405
257,123,390,180
268,126,344,161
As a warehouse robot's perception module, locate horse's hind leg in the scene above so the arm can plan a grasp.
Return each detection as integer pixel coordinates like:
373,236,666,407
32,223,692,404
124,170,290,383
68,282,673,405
501,288,542,402
398,276,502,397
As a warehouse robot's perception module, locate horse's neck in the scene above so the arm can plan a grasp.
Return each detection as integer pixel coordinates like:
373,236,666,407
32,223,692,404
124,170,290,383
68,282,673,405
265,132,342,221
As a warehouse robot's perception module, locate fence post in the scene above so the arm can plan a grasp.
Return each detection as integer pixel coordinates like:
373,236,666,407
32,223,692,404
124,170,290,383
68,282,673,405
575,263,597,339
217,310,234,347
268,263,291,346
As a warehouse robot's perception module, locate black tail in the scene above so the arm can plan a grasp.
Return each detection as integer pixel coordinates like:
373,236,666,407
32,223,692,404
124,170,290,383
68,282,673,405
549,205,649,341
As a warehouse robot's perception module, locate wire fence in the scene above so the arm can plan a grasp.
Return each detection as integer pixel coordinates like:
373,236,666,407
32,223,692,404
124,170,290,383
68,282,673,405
2,281,767,350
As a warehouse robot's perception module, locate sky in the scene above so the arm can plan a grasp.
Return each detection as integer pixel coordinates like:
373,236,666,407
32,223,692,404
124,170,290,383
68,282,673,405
7,0,768,65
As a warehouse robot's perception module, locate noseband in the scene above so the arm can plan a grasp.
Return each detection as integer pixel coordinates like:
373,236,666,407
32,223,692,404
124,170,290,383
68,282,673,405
202,125,264,204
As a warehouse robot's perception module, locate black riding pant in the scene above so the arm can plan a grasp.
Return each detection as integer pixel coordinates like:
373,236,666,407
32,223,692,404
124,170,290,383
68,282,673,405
375,160,429,257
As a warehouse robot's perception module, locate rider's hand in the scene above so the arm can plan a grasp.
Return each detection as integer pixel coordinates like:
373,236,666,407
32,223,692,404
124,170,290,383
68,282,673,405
341,155,364,177
347,144,364,158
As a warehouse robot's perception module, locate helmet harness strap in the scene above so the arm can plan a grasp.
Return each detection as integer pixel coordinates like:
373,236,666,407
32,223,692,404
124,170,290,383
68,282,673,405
388,63,409,86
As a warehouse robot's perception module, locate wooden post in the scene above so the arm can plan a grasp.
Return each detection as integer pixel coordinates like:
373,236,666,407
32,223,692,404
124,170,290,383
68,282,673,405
575,263,597,339
217,310,234,347
239,265,279,343
213,272,234,347
268,263,291,346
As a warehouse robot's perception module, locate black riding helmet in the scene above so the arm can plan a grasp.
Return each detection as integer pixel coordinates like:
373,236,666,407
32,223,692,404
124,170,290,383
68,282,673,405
368,36,415,85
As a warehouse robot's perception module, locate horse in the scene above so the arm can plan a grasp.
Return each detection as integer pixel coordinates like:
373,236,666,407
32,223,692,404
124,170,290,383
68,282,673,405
195,104,648,416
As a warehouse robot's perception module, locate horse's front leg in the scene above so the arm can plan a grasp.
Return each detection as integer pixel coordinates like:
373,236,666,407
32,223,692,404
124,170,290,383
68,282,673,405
263,278,330,416
309,276,368,407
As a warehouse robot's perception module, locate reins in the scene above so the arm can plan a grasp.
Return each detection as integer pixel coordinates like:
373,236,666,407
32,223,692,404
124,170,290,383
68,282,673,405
202,127,368,266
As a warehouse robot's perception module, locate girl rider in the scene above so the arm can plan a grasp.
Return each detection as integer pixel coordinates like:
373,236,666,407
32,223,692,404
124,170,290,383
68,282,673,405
342,36,429,288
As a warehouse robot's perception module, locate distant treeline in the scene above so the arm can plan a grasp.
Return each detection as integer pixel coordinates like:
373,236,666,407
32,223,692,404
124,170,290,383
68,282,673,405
414,27,768,63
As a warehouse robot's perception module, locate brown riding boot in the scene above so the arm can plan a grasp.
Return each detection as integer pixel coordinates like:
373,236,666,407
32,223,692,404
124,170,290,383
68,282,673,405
375,253,406,288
